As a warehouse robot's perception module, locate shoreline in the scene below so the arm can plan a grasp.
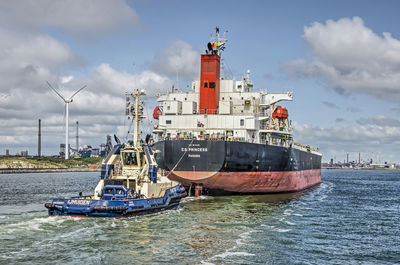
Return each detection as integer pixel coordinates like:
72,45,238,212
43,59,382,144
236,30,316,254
323,167,400,170
0,168,100,174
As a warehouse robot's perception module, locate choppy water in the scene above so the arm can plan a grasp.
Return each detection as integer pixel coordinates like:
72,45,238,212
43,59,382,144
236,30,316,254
0,170,399,264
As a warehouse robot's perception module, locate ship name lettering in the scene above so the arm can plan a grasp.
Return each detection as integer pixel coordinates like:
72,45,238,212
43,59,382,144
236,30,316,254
181,147,208,152
188,154,200,158
67,199,90,205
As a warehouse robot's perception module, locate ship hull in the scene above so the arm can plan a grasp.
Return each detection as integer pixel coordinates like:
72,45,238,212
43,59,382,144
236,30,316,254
153,140,321,194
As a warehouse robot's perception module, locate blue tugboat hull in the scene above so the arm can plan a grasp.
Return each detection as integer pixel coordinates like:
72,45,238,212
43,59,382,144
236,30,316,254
45,185,186,218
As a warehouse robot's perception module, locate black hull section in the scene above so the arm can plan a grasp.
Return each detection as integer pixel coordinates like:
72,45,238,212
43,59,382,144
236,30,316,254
153,140,321,173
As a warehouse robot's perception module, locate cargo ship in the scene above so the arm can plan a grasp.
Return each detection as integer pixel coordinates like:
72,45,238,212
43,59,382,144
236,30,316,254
152,28,321,195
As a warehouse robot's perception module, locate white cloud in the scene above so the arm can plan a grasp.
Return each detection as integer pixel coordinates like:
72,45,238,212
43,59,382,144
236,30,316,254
88,64,172,98
0,28,79,94
293,116,400,162
0,1,171,155
282,17,400,102
148,40,201,81
0,29,171,154
0,0,139,37
0,61,173,155
61,76,74,84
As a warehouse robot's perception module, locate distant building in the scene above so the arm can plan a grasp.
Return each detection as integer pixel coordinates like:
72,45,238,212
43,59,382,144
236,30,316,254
5,149,9,156
80,150,91,158
21,150,28,157
91,148,100,157
80,145,92,158
100,135,113,157
60,144,71,158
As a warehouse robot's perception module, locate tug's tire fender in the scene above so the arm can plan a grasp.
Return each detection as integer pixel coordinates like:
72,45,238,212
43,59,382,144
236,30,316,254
93,206,127,212
44,203,58,210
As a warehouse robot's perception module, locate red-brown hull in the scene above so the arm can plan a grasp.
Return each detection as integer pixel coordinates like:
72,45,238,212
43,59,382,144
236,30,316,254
167,169,321,193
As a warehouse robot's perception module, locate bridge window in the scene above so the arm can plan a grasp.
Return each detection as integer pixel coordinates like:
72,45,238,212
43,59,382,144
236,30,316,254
166,120,172,124
123,152,137,166
240,119,244,126
209,82,215,88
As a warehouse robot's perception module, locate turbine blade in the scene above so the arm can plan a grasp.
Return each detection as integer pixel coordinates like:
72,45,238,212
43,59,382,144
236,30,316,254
70,85,87,99
47,81,66,102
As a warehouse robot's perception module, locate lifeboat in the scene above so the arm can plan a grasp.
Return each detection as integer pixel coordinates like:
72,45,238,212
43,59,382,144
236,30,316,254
272,106,288,119
153,106,162,119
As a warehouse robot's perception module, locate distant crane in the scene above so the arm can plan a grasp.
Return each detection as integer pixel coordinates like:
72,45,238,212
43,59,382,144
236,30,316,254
47,81,87,159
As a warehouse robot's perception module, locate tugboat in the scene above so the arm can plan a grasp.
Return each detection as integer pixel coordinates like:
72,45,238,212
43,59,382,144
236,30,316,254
45,90,187,217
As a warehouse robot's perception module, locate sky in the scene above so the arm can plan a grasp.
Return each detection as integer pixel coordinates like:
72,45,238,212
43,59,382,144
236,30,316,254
1,0,400,163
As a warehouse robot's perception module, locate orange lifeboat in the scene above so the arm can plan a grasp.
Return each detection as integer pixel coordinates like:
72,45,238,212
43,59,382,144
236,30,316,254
272,106,288,119
153,106,162,119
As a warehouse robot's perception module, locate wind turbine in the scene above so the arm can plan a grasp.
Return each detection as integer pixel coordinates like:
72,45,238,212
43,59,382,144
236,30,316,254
47,81,87,159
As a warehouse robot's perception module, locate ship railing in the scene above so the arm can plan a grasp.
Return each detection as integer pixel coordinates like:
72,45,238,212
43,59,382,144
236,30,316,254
164,136,253,142
293,141,319,152
259,123,292,133
167,136,226,141
204,137,225,141
164,136,312,149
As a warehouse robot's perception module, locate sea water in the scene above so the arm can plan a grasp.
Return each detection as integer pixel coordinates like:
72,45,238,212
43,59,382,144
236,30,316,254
0,170,399,264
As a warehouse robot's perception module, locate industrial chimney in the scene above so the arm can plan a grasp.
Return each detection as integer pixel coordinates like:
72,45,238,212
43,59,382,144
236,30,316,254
38,119,41,157
76,121,79,152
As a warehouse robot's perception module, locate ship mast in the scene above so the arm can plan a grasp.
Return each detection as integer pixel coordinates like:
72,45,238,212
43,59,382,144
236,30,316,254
126,89,145,147
209,27,227,57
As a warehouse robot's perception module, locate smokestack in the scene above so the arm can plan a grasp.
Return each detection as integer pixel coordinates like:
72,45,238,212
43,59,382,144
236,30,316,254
347,153,349,164
38,119,41,157
199,54,220,114
359,152,360,164
76,121,79,152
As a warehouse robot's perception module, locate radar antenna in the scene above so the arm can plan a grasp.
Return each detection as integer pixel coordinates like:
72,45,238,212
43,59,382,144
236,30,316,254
207,27,228,57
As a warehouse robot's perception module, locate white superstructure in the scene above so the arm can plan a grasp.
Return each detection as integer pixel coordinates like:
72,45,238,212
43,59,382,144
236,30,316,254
153,75,295,148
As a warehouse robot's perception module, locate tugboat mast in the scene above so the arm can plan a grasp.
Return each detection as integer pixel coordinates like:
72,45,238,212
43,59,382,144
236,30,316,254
126,89,145,147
